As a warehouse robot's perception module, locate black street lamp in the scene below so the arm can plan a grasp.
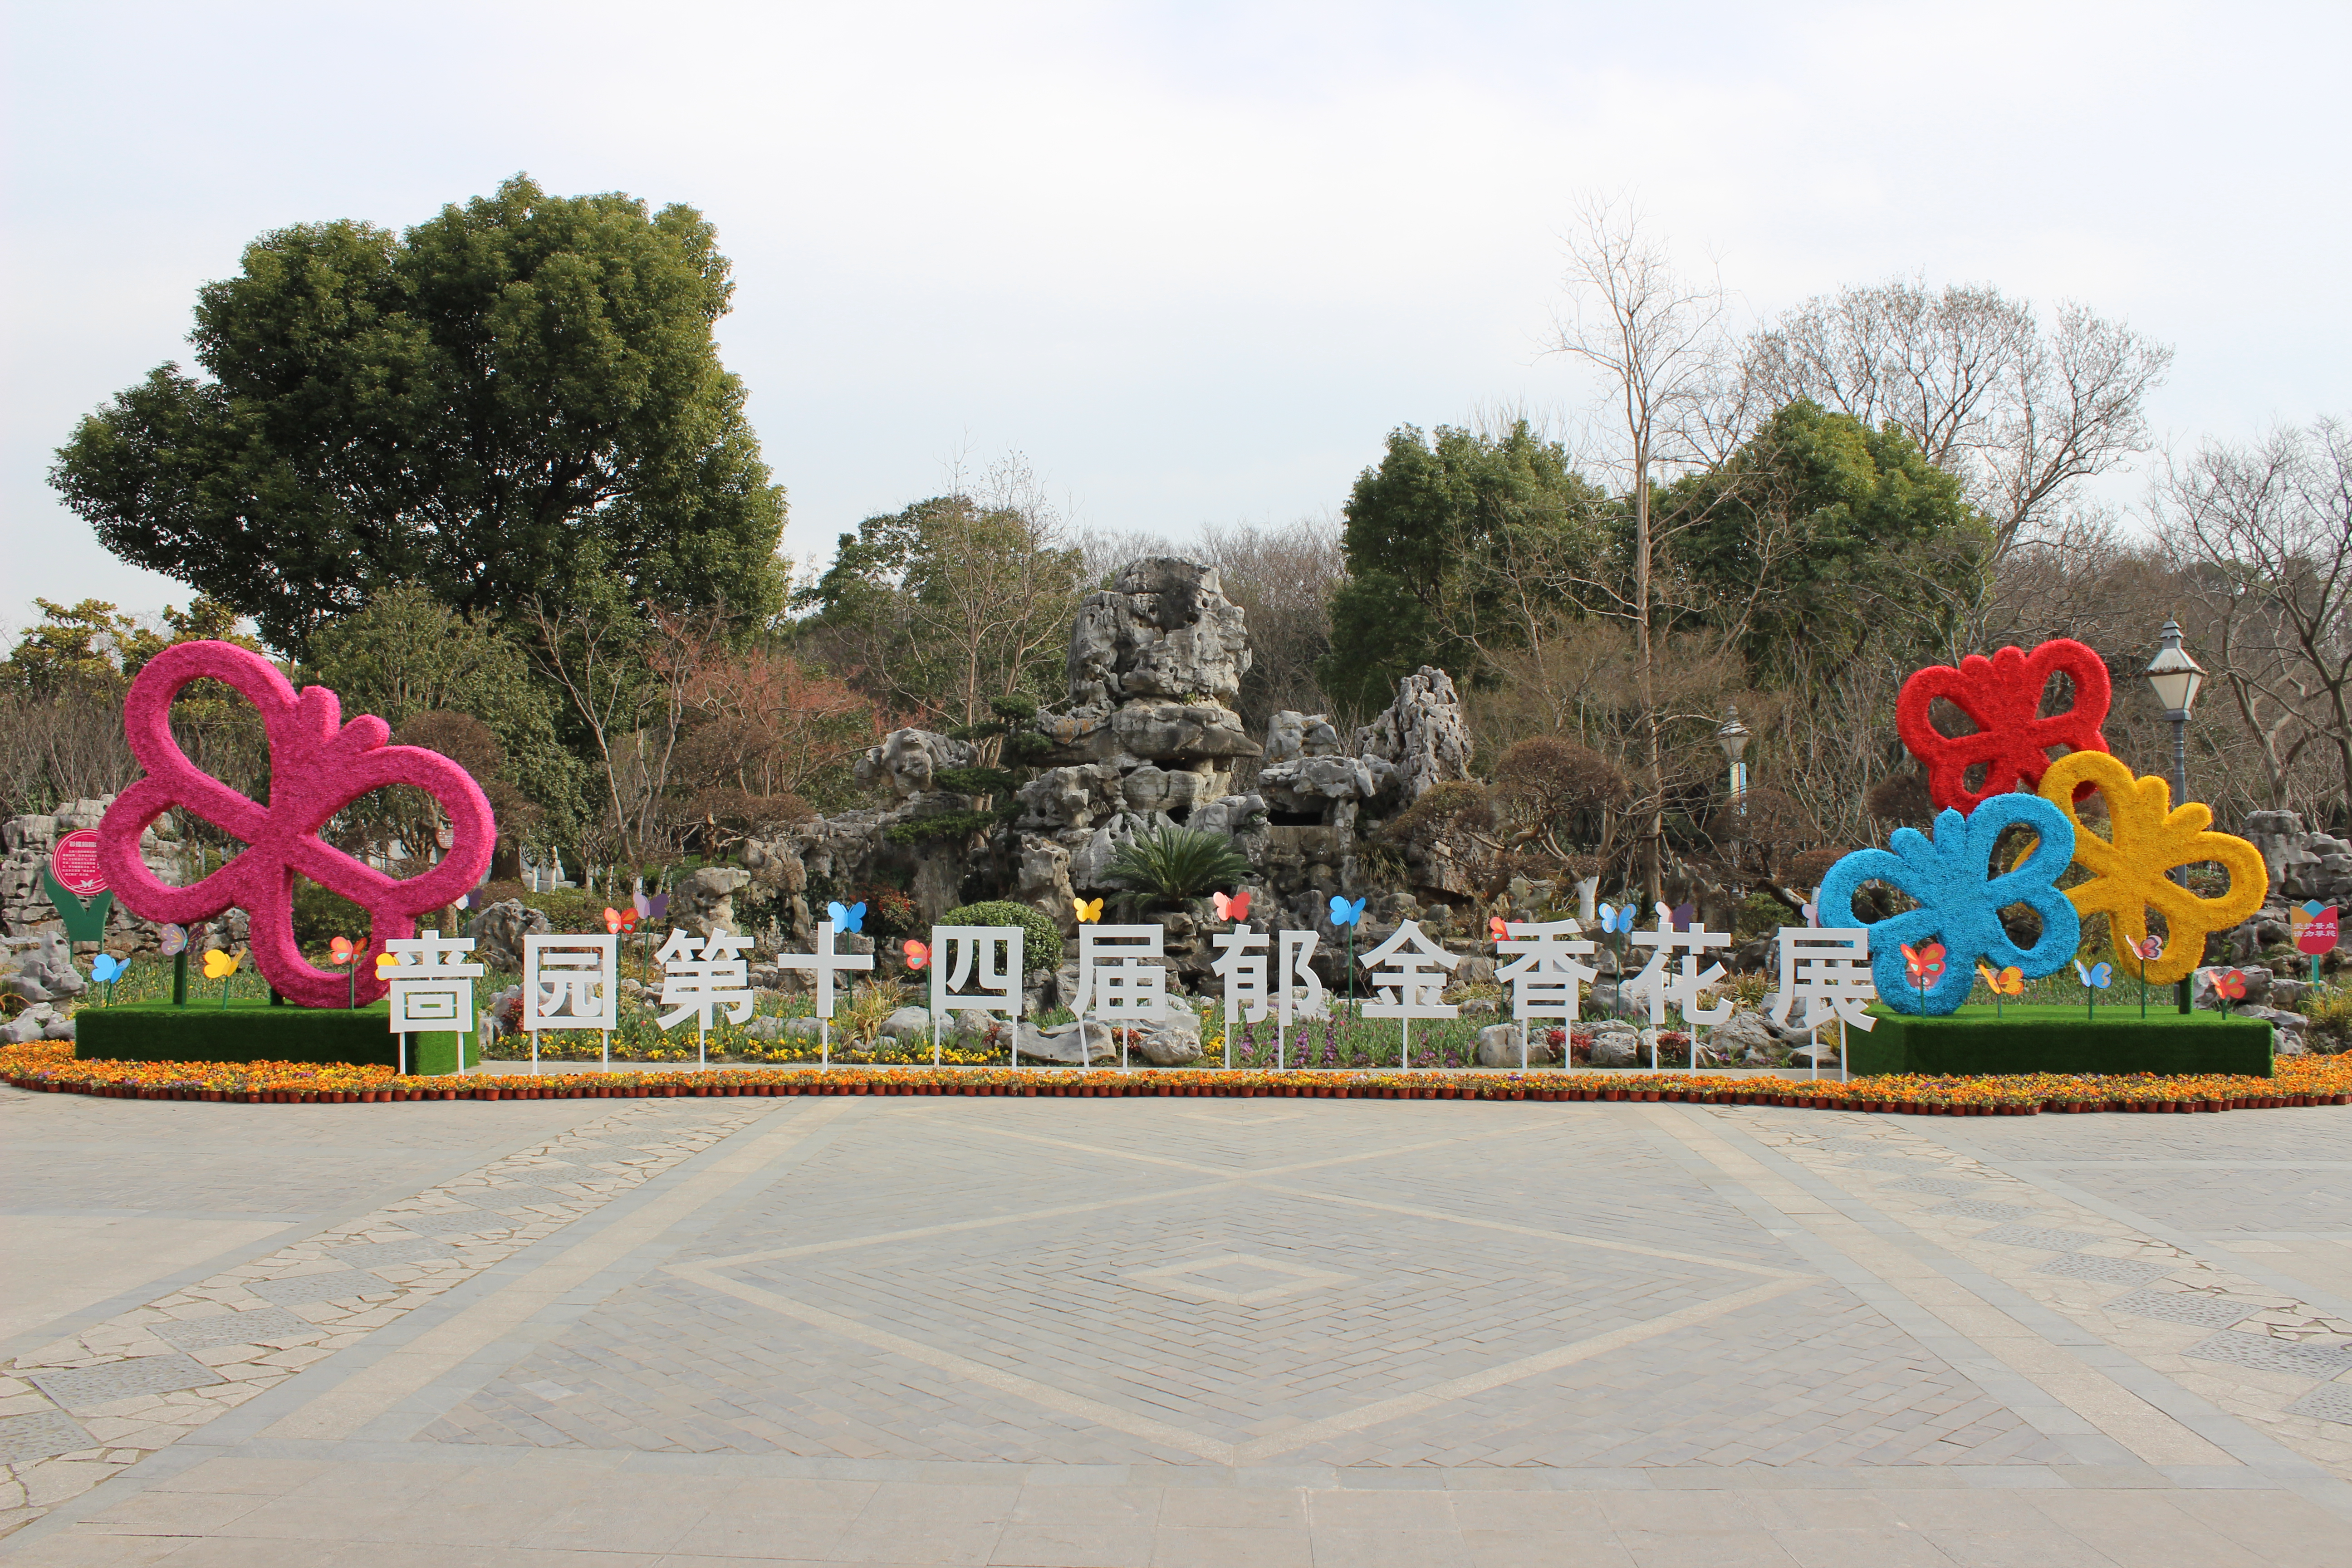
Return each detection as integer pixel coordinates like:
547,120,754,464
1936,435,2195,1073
2144,616,2205,1012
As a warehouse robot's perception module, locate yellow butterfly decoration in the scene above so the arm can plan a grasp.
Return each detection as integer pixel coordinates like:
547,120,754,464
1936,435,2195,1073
375,951,405,978
2036,751,2266,985
201,949,239,980
1976,963,2024,996
1072,897,1103,924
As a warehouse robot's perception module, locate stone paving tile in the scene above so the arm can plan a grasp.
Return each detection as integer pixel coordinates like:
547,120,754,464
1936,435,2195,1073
28,1356,224,1409
144,1310,320,1351
2031,1254,2174,1285
0,1411,95,1465
2102,1289,2255,1330
2184,1330,2352,1379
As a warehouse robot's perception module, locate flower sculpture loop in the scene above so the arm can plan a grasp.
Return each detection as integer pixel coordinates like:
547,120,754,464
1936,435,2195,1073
1895,638,2112,813
95,640,495,1009
1817,793,2082,1015
2034,750,2267,985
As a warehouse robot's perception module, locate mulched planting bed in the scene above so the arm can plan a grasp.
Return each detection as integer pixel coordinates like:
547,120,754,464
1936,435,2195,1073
5,1041,2347,1114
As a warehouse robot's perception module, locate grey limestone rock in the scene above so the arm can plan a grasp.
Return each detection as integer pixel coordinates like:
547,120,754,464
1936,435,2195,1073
879,1006,932,1041
1352,666,1473,807
853,730,975,800
464,900,550,973
1017,1018,1113,1065
2191,964,2273,1010
1067,558,1252,708
1588,1031,1640,1068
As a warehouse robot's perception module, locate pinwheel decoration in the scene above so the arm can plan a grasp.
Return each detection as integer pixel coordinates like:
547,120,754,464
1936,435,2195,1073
328,934,364,1008
1328,895,1367,1014
1211,889,1252,923
1072,897,1103,924
1901,941,1947,1012
826,901,866,935
2074,957,2113,1020
902,938,930,970
203,947,239,1009
1976,962,2024,1019
90,952,127,1004
2214,968,2247,1017
1816,793,2081,1015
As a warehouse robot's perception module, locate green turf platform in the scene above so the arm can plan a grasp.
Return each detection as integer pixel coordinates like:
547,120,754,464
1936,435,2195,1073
1848,1003,2274,1078
74,999,477,1074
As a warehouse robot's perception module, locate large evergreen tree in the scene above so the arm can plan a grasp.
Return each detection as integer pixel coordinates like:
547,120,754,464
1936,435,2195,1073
50,175,786,657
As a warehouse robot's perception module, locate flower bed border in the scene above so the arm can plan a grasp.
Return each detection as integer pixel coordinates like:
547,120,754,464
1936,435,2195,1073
5,1043,2348,1115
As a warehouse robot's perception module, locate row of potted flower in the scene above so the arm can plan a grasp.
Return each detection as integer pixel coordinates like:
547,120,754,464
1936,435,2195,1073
6,1040,2349,1113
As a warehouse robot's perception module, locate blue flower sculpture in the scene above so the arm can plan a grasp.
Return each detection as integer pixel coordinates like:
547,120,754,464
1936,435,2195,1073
1817,794,2081,1016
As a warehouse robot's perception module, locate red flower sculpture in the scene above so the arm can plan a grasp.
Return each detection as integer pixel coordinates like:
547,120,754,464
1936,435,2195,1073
96,641,495,1009
1895,638,2112,813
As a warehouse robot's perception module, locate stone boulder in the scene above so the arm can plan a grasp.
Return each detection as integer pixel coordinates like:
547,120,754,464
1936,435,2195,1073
1067,558,1252,708
879,1006,931,1042
1016,1018,1114,1065
1,931,88,1004
1135,1010,1205,1066
465,899,550,972
1262,710,1346,766
0,1000,73,1044
1588,1024,1641,1068
2191,965,2274,1010
1352,666,1473,807
1706,1010,1783,1061
853,729,975,800
675,866,754,939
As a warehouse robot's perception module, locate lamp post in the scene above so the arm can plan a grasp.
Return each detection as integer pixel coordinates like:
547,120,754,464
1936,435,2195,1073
2144,617,2205,1012
1717,706,1751,874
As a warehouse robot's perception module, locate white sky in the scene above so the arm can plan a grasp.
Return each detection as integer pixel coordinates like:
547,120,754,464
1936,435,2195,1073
5,0,2346,637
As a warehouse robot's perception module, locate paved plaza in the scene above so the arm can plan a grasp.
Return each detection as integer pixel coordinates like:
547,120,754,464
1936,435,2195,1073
3,1085,2350,1565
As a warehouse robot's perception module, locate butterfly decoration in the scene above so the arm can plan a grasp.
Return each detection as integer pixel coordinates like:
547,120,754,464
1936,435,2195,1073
1895,637,2113,813
903,938,931,970
157,924,187,958
634,889,670,922
1488,915,1510,941
1596,902,1636,935
1328,896,1366,928
202,948,238,981
91,952,127,983
1073,897,1104,924
327,936,358,966
1800,902,1821,929
327,935,363,1008
603,906,639,935
2073,959,2113,989
1670,901,1696,932
1211,889,1252,923
1900,941,1947,988
2214,969,2247,1000
1977,963,2024,996
827,900,866,934
458,889,480,912
2133,935,2166,962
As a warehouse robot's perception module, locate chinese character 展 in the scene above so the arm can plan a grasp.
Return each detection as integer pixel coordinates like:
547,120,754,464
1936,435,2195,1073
1071,925,1168,1023
930,926,1024,1020
523,934,617,1032
1358,920,1460,1019
1623,904,1732,1027
1494,919,1597,1022
658,929,756,1033
1770,928,1879,1033
380,930,484,1034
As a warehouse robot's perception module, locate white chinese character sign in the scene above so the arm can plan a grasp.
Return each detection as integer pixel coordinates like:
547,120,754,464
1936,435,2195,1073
1073,924,1166,1066
659,929,756,1066
1494,918,1597,1069
1772,927,1878,1076
1621,904,1731,1070
774,920,875,1067
523,933,619,1071
1207,925,1326,1068
926,925,1023,1067
377,931,483,1076
1358,919,1459,1069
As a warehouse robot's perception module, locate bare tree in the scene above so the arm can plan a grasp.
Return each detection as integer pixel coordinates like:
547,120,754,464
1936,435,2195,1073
1196,518,1345,747
2159,418,2352,826
1544,196,1756,902
1744,278,2172,572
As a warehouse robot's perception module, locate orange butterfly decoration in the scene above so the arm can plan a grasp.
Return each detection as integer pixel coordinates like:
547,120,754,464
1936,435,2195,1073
604,906,639,935
1488,915,1509,941
903,938,931,969
1210,889,1252,922
328,935,359,966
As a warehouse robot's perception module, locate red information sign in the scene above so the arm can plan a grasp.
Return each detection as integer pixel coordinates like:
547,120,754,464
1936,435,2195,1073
2298,906,2340,956
50,828,106,897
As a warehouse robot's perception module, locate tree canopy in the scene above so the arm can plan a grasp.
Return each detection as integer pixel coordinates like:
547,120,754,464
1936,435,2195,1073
50,174,787,656
1319,421,1603,716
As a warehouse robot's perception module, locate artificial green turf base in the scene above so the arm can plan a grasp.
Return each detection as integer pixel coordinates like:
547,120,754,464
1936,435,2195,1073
74,999,476,1073
1848,1003,2274,1078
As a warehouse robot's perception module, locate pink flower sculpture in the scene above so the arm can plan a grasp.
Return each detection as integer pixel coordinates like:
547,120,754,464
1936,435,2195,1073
96,640,495,1009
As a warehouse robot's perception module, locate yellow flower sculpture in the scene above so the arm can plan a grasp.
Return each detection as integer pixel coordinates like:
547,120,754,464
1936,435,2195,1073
2035,751,2266,984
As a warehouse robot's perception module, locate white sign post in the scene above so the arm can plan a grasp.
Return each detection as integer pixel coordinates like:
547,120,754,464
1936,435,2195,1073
775,921,874,1068
522,933,619,1073
1359,920,1460,1070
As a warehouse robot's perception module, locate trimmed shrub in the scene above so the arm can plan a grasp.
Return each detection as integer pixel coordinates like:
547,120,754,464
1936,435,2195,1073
939,900,1063,974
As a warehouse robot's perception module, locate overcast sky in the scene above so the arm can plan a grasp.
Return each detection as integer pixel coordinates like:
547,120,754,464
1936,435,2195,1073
5,0,2346,639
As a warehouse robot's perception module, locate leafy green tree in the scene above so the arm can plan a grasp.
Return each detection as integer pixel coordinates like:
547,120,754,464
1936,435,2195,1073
0,597,253,697
50,174,786,657
1669,400,1989,671
1319,422,1603,716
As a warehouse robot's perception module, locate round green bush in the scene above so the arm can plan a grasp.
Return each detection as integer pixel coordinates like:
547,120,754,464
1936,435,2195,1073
940,900,1064,974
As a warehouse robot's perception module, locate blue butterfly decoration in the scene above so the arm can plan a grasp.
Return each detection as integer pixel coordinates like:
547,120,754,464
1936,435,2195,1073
1596,902,1636,935
1328,896,1366,927
2074,959,2112,989
827,900,866,934
90,953,127,983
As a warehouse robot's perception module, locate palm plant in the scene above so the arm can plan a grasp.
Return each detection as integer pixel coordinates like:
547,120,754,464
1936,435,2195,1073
1099,824,1254,910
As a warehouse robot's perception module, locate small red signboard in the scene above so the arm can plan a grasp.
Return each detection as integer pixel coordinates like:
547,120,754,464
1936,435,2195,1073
2298,906,2340,956
50,829,106,897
